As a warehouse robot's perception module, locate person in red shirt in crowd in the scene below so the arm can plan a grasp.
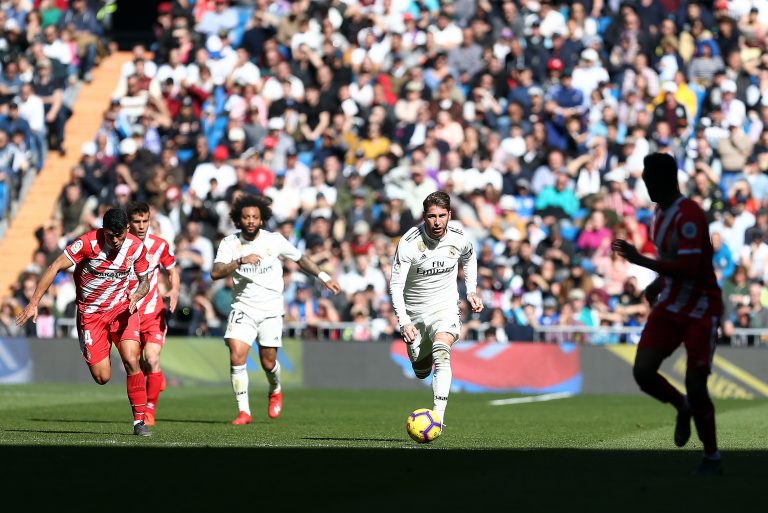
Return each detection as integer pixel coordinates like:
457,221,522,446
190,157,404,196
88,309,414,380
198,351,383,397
126,202,180,426
16,208,153,436
613,153,723,476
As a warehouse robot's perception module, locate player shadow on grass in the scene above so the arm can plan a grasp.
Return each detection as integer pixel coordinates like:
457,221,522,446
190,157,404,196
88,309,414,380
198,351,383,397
302,436,404,442
30,417,223,425
30,418,124,424
5,428,133,436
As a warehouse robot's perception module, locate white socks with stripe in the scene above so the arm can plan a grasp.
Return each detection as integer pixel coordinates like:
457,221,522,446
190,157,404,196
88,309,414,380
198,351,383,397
432,342,452,424
231,364,250,415
266,360,281,394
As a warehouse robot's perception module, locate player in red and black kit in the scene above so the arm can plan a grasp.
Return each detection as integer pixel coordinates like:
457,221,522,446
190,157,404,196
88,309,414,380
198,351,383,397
127,202,179,426
16,208,154,437
613,153,722,475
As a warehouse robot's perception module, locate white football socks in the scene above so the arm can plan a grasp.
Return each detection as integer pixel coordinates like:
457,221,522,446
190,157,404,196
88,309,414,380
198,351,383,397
266,360,281,394
431,342,452,424
231,364,250,415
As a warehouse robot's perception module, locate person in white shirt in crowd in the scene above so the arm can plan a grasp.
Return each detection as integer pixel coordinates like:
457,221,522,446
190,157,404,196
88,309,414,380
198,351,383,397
190,145,236,200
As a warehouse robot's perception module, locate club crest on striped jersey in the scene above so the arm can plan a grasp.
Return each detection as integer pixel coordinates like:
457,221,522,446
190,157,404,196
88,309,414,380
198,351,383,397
71,240,83,254
681,221,697,239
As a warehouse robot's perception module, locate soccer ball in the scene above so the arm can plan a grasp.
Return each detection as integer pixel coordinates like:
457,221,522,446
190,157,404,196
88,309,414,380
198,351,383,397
406,408,442,443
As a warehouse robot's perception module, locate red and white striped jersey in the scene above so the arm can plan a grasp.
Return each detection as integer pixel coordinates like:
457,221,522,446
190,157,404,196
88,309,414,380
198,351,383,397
128,234,176,316
652,196,723,319
65,229,150,315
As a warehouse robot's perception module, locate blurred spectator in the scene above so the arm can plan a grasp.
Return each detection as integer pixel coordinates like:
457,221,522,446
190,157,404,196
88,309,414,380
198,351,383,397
10,0,768,345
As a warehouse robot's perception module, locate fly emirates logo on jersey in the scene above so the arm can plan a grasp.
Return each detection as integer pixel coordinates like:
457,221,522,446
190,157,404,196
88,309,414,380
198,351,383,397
415,245,459,276
240,261,274,275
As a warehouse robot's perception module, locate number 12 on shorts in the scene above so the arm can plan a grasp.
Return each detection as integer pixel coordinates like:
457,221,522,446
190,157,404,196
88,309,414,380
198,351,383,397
229,310,244,324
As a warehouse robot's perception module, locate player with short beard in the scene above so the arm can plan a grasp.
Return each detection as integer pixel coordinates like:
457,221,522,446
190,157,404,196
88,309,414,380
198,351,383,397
16,208,153,436
211,195,341,424
126,201,180,426
389,191,483,427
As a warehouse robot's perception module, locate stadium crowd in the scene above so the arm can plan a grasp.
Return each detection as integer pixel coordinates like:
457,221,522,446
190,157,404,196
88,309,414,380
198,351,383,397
0,0,111,223
2,0,768,346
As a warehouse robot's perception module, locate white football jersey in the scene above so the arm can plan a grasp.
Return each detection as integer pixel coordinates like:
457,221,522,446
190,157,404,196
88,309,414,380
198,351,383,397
214,229,302,318
389,222,478,328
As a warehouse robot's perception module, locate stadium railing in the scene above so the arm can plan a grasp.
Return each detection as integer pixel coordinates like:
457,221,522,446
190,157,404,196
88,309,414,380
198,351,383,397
51,317,768,346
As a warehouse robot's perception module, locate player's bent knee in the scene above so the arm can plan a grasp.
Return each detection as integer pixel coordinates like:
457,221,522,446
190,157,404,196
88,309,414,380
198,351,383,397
432,343,451,366
91,373,110,385
632,366,654,388
412,358,432,379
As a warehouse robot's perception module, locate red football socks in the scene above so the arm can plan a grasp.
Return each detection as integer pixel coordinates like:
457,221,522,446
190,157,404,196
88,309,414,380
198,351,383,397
127,372,147,422
146,371,163,412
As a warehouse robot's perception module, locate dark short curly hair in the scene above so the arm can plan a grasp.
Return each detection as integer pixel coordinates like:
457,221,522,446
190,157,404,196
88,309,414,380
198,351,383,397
230,194,273,229
103,207,129,233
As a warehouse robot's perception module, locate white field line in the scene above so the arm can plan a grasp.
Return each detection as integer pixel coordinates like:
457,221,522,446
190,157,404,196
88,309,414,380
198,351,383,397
489,392,575,406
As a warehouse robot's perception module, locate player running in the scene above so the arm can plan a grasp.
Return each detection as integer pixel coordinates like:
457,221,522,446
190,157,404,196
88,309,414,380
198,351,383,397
16,208,153,436
211,195,341,425
127,202,179,426
612,152,723,476
389,191,483,427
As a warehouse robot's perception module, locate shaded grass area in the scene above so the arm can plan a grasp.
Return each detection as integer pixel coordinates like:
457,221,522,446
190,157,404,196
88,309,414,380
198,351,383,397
0,385,765,510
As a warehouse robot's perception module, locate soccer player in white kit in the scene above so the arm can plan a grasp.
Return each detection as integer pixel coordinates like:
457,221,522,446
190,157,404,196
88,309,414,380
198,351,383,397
211,195,341,425
389,191,483,425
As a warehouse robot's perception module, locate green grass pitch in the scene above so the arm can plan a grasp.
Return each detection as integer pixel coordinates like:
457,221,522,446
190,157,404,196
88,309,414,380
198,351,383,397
1,385,765,511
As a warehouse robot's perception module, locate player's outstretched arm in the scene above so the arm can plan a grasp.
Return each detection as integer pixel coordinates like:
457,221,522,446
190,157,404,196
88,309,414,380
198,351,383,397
296,255,341,294
611,239,702,280
15,252,72,326
210,254,260,280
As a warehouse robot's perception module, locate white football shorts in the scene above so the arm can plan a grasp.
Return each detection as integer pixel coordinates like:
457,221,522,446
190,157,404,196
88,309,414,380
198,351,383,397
405,306,461,363
224,309,283,348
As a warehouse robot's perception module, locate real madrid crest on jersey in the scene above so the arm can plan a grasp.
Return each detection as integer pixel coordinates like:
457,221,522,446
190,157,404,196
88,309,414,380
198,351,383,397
449,247,457,257
417,240,426,252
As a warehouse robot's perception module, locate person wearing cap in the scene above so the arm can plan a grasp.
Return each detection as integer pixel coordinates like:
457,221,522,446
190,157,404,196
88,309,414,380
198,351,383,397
190,144,236,199
211,195,341,424
652,82,689,133
571,47,609,103
613,153,724,475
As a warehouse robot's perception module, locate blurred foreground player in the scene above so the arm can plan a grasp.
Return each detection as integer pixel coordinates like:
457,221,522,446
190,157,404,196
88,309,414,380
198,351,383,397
16,208,153,436
612,153,722,475
127,202,179,426
211,195,341,424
